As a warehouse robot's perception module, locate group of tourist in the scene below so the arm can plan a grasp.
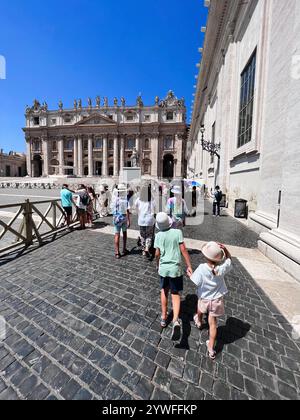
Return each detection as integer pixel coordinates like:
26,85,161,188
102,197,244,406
110,182,230,360
60,181,229,359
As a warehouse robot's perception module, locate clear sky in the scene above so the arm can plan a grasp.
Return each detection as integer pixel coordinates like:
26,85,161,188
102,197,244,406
0,0,207,153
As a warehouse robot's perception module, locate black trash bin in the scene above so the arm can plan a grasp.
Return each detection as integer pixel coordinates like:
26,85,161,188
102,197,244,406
234,199,248,218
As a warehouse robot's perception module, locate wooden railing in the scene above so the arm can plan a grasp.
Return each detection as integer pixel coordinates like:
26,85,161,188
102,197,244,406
0,199,78,255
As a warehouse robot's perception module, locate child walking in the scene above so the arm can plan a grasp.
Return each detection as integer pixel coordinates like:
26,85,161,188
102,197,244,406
154,212,193,341
135,184,156,259
189,241,232,360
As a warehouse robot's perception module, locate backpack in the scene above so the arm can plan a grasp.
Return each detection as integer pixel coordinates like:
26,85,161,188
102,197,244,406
81,193,90,206
215,191,223,202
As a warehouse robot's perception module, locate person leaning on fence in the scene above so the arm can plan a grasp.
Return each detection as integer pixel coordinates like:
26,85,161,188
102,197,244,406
75,185,90,230
111,183,131,259
60,184,76,232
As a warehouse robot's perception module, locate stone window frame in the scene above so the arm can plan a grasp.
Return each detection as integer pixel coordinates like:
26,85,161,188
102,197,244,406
166,111,174,121
164,135,174,150
33,116,40,126
126,138,135,150
94,138,103,150
52,141,57,152
64,114,73,123
143,159,152,174
65,139,74,151
237,50,257,149
144,138,150,150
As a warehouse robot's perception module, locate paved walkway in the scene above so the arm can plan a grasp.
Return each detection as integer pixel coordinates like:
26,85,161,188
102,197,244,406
0,205,299,400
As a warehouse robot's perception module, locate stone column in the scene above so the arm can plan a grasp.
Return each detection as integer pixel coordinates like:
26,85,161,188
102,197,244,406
88,135,93,177
73,137,78,176
26,137,32,177
58,136,64,176
103,136,108,176
136,135,141,167
113,135,119,176
77,135,83,177
42,136,49,177
151,135,159,177
120,136,125,171
175,134,183,178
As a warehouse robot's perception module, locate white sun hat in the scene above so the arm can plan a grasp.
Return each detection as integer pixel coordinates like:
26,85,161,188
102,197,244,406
156,212,173,232
117,183,127,192
202,242,225,263
171,185,183,195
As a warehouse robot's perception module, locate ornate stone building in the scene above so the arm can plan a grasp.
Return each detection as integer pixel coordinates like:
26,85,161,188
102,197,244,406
23,92,187,179
0,149,26,177
187,0,300,279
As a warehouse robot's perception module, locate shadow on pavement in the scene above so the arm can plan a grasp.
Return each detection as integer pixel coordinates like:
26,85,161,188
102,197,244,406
216,317,251,354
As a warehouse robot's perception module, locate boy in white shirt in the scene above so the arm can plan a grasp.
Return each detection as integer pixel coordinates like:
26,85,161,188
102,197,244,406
189,242,232,360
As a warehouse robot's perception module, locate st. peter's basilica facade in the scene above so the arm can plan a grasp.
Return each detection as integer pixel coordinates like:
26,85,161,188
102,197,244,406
23,91,187,179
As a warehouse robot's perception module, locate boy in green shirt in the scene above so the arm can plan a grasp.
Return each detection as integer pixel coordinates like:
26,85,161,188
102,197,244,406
154,212,193,341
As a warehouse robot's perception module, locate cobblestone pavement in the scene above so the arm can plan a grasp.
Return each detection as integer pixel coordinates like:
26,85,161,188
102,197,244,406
0,209,299,400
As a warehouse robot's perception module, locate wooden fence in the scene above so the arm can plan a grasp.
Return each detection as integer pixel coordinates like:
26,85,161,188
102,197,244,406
0,199,78,255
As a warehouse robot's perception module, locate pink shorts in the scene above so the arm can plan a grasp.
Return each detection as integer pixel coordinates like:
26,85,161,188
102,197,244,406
198,298,225,318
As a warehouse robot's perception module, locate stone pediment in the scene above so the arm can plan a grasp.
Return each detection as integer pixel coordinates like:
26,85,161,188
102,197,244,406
75,114,116,126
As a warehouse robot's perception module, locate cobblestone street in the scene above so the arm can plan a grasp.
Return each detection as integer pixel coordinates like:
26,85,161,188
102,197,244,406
0,206,299,400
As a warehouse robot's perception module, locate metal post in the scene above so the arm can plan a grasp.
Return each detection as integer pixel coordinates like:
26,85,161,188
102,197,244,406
23,199,33,246
277,190,282,228
52,201,57,229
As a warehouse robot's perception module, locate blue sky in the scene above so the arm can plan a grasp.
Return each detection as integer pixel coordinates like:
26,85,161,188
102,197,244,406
0,0,207,152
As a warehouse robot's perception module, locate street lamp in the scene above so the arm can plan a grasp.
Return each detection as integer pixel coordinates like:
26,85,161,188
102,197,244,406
200,124,221,159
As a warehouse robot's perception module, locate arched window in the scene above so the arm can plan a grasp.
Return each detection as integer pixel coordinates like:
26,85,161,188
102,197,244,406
144,139,150,150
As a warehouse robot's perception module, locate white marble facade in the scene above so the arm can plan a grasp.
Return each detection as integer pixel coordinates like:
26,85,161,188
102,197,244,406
187,0,300,279
23,92,187,180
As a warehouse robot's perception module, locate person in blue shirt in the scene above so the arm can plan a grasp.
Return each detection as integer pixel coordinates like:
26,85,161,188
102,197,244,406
60,184,75,231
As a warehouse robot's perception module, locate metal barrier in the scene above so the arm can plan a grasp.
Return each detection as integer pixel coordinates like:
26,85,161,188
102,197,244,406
0,199,78,255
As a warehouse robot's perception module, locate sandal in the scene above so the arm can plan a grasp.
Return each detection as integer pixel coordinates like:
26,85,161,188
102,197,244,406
194,314,202,330
122,249,130,256
206,340,216,360
160,318,167,328
115,253,121,259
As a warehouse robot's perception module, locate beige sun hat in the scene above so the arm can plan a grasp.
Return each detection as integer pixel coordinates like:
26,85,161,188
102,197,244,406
156,212,173,232
202,242,225,263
